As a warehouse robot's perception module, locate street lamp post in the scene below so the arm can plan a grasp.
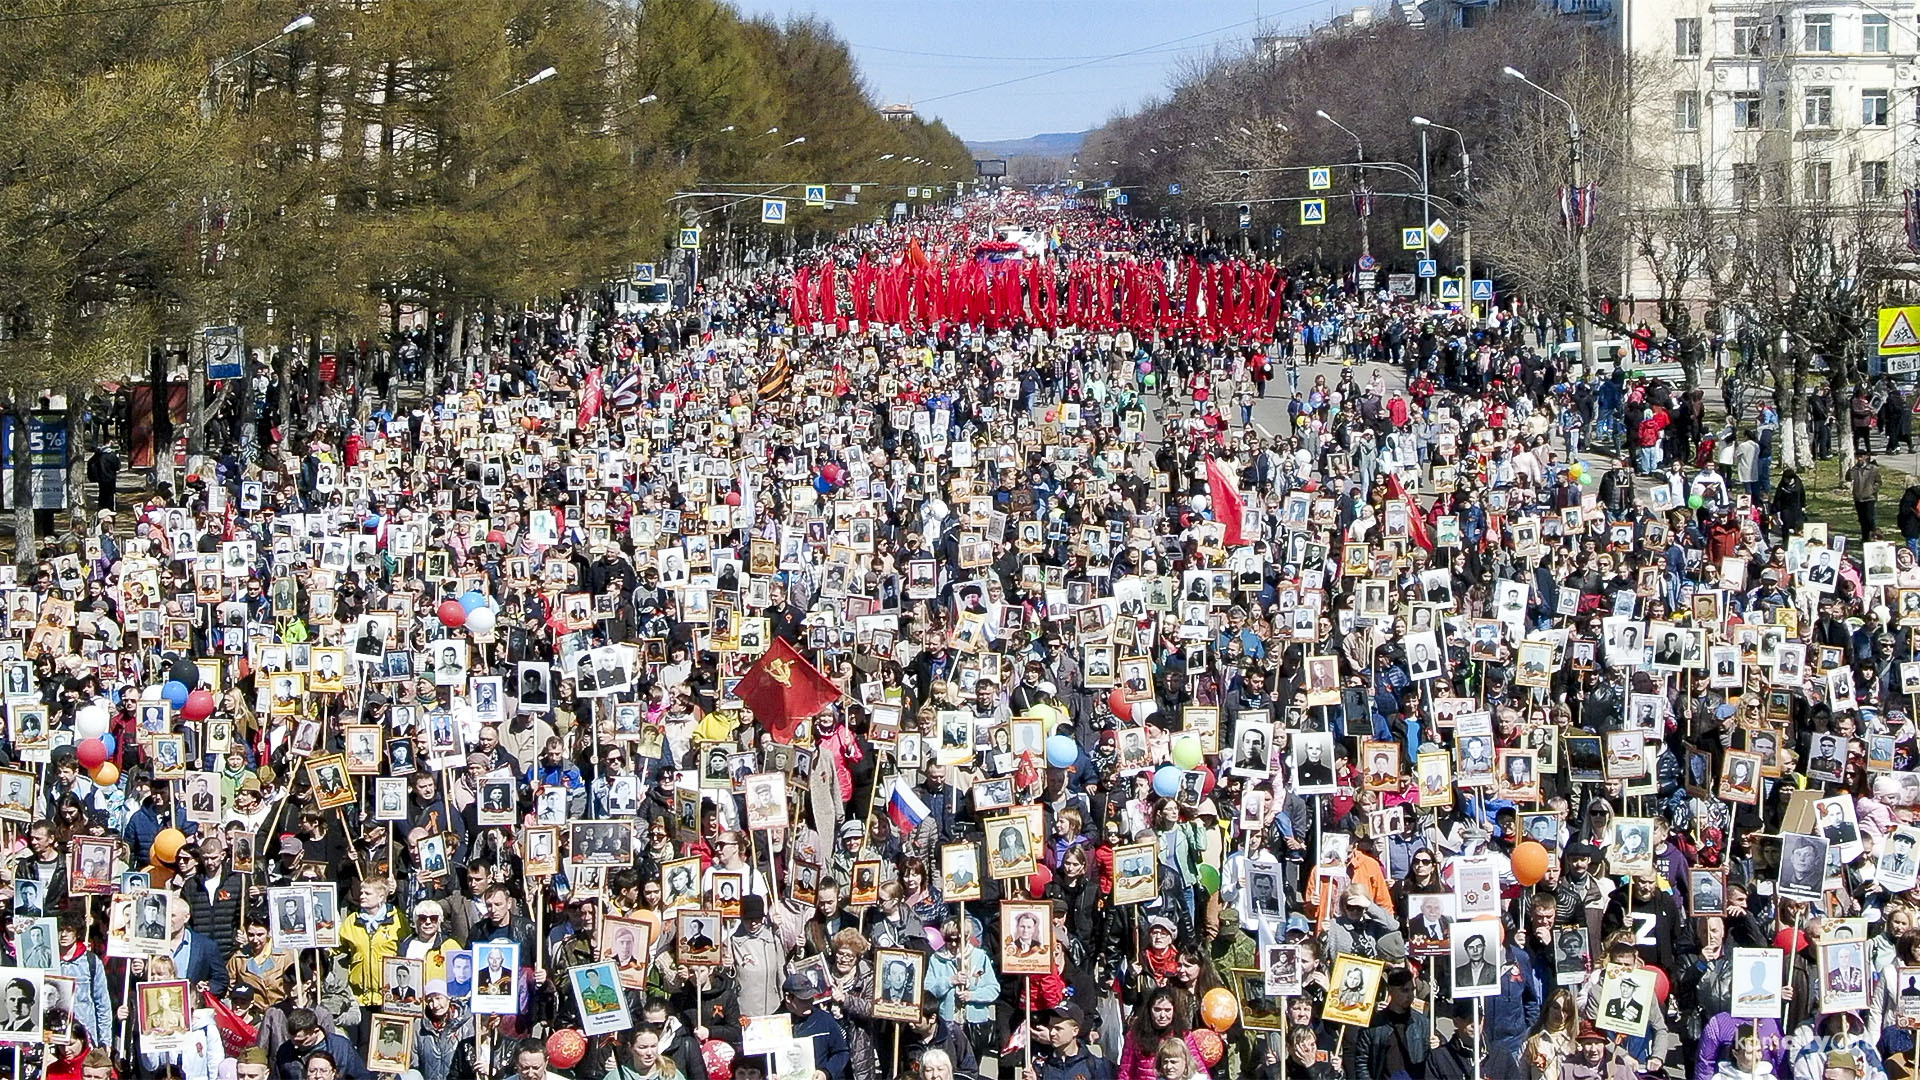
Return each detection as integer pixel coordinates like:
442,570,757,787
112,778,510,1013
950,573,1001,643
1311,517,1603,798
1503,66,1592,373
1416,125,1431,301
1315,109,1370,267
1412,116,1473,304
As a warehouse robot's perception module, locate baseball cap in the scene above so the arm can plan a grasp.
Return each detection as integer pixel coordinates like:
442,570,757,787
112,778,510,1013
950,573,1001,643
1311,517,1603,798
1827,1052,1861,1076
1146,915,1176,934
277,835,304,857
1042,1002,1087,1028
781,972,820,999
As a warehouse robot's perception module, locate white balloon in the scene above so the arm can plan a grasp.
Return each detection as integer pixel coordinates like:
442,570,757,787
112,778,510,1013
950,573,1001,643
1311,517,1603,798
75,705,110,739
465,606,497,635
141,684,163,701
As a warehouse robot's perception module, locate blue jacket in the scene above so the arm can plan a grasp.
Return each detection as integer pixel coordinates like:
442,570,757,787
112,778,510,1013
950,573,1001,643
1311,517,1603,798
273,1028,372,1080
788,1005,850,1080
122,801,193,866
1484,945,1540,1053
172,928,229,995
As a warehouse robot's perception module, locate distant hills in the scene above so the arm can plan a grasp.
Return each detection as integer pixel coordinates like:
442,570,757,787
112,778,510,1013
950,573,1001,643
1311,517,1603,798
966,131,1088,159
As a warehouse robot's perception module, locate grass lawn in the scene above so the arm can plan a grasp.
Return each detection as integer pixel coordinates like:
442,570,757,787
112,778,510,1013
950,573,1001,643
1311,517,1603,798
1789,452,1920,538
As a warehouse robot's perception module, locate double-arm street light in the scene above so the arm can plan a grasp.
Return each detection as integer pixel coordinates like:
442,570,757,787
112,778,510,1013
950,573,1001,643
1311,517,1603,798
1503,65,1593,372
1315,109,1370,263
1412,116,1473,298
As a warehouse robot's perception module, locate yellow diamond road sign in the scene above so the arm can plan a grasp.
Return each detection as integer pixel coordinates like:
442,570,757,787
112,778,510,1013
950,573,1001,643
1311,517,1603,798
1427,219,1451,244
1880,306,1920,355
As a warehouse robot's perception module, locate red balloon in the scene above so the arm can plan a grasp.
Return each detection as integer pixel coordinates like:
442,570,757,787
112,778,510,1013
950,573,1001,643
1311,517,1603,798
1648,966,1671,1005
1027,862,1053,896
821,463,845,487
725,491,742,507
545,1030,586,1069
486,530,507,545
1195,764,1217,796
437,599,468,628
182,689,216,722
76,738,108,769
1106,687,1133,723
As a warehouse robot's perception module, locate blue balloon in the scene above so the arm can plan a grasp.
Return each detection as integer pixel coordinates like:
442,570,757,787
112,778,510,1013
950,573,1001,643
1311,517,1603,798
1152,764,1181,798
814,475,833,494
161,681,190,709
1045,735,1079,770
460,590,487,613
100,732,116,755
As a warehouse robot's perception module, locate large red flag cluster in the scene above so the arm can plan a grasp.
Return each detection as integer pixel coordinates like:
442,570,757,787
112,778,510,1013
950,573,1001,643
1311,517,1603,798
788,250,1286,340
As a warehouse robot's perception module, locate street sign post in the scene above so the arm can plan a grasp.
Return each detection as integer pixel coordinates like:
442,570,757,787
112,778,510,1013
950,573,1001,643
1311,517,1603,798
1401,227,1425,250
804,185,827,206
1426,219,1452,244
1470,279,1494,302
1416,259,1437,278
761,199,787,224
1308,167,1332,191
1300,199,1326,226
679,227,700,249
1880,306,1920,355
1438,277,1464,303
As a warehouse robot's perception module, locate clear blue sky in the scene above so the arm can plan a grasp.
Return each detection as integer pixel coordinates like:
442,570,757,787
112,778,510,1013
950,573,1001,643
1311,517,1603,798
735,0,1349,143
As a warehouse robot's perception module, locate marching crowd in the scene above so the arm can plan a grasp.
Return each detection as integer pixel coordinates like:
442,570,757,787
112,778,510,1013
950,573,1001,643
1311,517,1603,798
0,191,1908,1080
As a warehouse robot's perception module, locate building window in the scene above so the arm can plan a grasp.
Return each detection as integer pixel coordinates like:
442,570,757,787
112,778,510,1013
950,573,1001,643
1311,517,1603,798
1862,160,1891,198
1676,17,1703,56
1863,89,1890,126
1803,13,1833,51
1733,91,1763,129
1865,14,1891,52
1732,163,1763,205
1805,86,1833,126
1673,164,1704,204
1734,15,1765,53
1804,160,1833,200
1675,91,1701,130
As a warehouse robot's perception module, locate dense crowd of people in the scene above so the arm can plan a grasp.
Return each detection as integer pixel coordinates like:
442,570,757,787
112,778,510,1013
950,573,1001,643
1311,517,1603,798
0,191,1909,1080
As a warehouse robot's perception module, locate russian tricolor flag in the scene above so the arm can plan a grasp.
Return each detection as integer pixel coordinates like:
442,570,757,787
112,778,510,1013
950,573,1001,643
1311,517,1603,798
886,778,930,834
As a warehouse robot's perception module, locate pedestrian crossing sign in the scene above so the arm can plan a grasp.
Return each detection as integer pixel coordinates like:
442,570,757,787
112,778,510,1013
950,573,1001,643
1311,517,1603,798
805,185,827,206
1402,227,1425,250
678,227,700,249
631,263,655,282
1879,306,1920,355
1438,277,1464,302
1470,279,1495,302
1300,199,1326,226
1169,183,1182,195
761,198,787,224
1308,167,1332,191
1416,259,1437,278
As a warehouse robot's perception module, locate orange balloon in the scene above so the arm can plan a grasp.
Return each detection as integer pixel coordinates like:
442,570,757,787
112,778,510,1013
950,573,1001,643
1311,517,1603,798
1200,987,1239,1032
90,762,119,786
151,827,188,865
1191,1029,1225,1066
1511,840,1551,886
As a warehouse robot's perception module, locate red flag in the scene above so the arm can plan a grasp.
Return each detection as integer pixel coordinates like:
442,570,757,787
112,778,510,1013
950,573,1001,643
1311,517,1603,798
576,367,604,430
735,637,842,743
1205,457,1244,547
1385,474,1434,551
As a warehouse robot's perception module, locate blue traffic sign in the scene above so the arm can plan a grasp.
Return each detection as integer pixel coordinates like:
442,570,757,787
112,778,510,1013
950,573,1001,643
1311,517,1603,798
1168,183,1182,195
1416,259,1437,278
1470,279,1495,301
1116,193,1129,205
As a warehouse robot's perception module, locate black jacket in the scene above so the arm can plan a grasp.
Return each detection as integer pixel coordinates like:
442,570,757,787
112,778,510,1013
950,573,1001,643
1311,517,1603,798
181,868,248,959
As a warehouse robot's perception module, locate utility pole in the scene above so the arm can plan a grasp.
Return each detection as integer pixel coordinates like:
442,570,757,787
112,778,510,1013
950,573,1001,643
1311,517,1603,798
1504,67,1593,372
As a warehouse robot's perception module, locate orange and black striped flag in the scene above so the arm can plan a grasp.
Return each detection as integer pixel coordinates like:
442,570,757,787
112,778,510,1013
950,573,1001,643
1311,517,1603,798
758,351,794,399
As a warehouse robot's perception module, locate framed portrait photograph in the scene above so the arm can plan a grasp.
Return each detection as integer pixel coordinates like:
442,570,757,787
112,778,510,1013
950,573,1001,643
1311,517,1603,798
470,941,521,1015
599,917,652,989
1322,954,1386,1028
568,960,632,1036
1451,920,1503,999
871,948,926,1022
940,842,982,903
133,977,188,1050
984,814,1037,880
999,901,1053,976
367,1013,416,1075
1112,841,1159,907
675,910,723,968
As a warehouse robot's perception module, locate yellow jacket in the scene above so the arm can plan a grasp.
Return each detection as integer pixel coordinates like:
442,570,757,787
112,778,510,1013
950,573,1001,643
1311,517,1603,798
337,906,410,1004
